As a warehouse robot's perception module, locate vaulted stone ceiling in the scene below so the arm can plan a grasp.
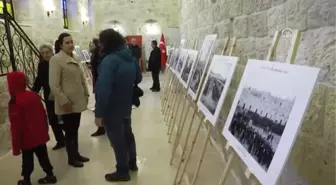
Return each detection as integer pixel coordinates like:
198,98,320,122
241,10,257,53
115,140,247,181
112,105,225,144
92,0,180,35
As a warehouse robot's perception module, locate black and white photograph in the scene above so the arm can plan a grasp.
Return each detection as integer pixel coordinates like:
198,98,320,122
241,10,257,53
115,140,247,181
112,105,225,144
228,86,295,171
176,49,188,75
82,50,91,62
197,56,237,125
222,59,320,185
180,50,198,88
188,34,217,100
74,46,86,62
172,49,181,71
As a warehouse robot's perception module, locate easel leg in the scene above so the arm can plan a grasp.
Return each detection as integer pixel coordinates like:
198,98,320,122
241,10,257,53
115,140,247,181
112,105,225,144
168,89,184,137
190,127,211,185
164,80,177,123
170,104,192,165
173,110,200,184
217,146,236,185
162,76,173,114
169,95,187,143
167,86,182,135
177,115,204,185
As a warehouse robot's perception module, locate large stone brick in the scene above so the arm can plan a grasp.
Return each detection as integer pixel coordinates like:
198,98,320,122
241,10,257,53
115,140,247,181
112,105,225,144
307,0,336,29
255,0,272,11
215,19,233,38
301,84,327,138
255,37,272,60
267,5,286,37
227,0,243,18
233,16,249,38
248,11,268,37
286,0,314,30
232,38,256,65
242,0,256,15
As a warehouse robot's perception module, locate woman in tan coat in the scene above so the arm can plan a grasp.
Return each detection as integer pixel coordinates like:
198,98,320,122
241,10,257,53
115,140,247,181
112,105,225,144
49,33,89,168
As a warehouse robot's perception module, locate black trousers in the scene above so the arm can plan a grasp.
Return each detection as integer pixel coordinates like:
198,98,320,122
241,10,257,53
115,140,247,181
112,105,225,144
22,144,53,180
105,118,137,173
62,113,81,162
151,71,160,90
45,100,64,143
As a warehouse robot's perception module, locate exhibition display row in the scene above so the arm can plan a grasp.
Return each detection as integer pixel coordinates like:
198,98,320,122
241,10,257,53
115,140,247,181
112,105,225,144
160,29,320,185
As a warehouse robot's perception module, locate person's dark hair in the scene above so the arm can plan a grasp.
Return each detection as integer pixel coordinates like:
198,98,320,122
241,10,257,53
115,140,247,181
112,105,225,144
99,29,125,54
152,40,158,46
92,38,99,48
91,38,101,56
54,40,61,54
55,32,71,54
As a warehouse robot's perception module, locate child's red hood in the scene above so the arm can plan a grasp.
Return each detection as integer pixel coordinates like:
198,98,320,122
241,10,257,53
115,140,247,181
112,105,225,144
7,71,26,96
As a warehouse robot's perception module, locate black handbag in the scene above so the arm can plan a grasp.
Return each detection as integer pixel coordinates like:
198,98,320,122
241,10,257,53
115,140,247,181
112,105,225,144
132,84,143,107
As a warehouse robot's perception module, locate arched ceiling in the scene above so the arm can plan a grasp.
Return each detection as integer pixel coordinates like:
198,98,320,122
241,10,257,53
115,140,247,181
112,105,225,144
92,0,180,34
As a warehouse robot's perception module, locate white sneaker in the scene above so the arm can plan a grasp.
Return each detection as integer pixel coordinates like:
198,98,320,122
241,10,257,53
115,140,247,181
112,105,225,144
132,105,137,109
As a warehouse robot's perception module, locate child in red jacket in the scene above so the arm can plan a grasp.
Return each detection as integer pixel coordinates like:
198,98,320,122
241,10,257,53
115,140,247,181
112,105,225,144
7,71,57,185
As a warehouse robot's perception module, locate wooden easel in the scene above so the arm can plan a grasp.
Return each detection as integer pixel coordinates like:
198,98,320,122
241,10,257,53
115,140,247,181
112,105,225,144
215,28,301,185
172,37,236,185
167,40,199,138
167,39,200,143
162,43,188,125
161,43,177,106
169,28,302,185
174,37,236,185
169,37,231,164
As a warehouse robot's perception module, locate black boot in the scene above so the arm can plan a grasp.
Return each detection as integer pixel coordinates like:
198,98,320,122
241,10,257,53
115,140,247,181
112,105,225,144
17,180,31,185
37,175,57,184
91,127,105,137
52,142,65,150
74,136,90,163
129,159,138,171
66,140,83,168
105,172,130,182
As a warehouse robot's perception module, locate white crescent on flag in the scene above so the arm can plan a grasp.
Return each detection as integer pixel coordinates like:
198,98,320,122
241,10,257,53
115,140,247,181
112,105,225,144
160,41,165,46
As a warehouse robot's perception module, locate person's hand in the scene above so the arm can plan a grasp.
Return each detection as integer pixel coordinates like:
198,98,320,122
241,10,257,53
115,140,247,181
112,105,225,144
63,102,72,112
95,117,103,127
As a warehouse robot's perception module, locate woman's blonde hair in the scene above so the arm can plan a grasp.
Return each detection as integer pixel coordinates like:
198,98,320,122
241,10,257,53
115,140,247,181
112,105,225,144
39,44,53,54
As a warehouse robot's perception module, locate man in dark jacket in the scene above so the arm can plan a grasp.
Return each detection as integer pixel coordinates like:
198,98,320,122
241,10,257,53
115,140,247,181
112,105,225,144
148,40,161,92
129,38,141,64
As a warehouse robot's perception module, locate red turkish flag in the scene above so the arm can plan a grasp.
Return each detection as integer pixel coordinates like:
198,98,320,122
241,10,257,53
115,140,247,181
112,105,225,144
159,33,167,69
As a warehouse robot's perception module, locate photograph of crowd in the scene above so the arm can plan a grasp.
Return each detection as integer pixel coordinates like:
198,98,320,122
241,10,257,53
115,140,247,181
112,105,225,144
189,38,216,95
176,50,188,75
181,50,198,87
200,67,227,115
75,46,86,62
228,87,295,171
172,49,181,70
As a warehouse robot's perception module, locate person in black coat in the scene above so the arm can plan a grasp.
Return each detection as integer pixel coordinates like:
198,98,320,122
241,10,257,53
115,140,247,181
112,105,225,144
33,44,65,150
89,38,106,137
148,40,161,92
129,38,141,65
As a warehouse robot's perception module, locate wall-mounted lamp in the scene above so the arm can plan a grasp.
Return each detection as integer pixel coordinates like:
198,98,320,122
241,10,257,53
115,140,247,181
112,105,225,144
43,0,55,17
82,16,89,25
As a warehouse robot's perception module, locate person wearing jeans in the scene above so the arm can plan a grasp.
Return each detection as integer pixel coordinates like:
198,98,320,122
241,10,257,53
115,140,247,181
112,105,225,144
49,33,90,168
95,29,142,182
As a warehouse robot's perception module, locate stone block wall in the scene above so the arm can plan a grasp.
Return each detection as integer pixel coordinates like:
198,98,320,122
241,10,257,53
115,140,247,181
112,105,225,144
180,0,335,184
13,0,93,49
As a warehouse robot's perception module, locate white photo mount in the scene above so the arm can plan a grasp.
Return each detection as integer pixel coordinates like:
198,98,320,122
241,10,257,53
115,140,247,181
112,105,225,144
222,59,320,185
197,56,238,126
188,34,217,101
180,50,198,89
175,49,189,77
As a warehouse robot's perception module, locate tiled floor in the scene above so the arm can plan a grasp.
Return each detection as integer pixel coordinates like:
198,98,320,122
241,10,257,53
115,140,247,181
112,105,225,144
0,74,178,185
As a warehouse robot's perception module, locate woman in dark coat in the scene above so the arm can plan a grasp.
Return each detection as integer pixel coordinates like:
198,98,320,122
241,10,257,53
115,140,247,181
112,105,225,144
32,44,65,150
90,38,105,137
